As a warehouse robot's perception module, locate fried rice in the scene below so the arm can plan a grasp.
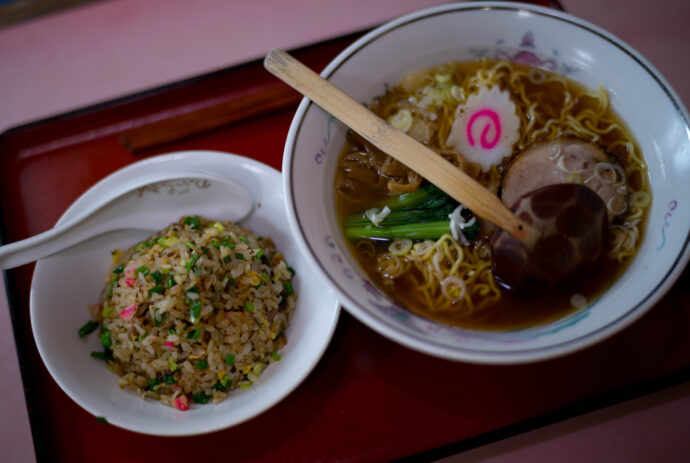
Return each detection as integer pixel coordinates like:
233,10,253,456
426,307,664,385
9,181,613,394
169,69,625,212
81,216,296,410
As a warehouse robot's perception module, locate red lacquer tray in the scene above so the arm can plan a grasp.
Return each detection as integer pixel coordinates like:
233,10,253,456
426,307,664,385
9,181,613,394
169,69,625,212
2,27,690,463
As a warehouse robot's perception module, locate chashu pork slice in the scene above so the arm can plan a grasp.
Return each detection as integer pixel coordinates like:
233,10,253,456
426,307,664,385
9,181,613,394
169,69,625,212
501,139,628,223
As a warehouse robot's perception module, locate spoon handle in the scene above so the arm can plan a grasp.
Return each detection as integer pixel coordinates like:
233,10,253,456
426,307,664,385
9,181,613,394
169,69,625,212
264,48,528,240
0,172,178,270
0,170,251,269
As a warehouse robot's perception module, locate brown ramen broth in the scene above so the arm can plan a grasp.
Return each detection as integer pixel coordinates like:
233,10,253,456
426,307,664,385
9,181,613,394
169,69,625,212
335,58,651,330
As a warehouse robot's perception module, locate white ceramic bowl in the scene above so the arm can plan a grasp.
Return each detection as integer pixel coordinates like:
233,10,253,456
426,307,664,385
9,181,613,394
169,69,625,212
282,2,690,364
30,150,340,435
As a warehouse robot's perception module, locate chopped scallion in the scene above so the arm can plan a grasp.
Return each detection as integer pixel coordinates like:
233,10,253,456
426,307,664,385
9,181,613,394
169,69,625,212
183,216,201,230
212,380,230,392
147,285,164,296
100,330,112,349
151,270,163,284
90,351,112,361
189,300,202,324
167,359,178,372
135,265,149,276
157,236,178,248
148,378,161,391
101,306,116,318
78,320,99,339
252,362,265,376
135,239,154,251
191,393,211,404
186,253,200,273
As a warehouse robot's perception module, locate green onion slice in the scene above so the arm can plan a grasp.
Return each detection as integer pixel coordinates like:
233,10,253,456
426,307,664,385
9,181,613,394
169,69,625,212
78,320,99,339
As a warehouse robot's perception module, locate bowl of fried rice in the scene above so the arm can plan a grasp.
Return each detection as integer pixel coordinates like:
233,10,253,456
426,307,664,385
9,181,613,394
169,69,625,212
30,150,340,435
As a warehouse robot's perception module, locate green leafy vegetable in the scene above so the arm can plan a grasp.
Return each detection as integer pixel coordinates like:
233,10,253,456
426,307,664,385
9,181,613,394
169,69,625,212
343,182,479,242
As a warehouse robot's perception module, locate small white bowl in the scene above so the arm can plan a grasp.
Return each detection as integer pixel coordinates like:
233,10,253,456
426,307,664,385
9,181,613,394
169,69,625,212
30,150,340,435
282,2,690,364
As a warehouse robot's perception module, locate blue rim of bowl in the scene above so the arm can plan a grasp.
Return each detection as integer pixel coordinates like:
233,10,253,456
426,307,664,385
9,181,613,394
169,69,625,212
283,2,690,363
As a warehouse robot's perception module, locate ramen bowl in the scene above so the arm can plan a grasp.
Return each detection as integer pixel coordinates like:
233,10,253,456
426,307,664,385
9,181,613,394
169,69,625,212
282,2,690,363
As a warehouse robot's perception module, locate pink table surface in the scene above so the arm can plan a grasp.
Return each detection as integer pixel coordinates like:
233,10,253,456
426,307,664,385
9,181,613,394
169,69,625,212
1,1,689,462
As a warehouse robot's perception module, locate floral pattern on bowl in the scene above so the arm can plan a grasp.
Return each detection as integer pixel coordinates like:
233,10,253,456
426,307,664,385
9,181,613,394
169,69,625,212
470,31,580,75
